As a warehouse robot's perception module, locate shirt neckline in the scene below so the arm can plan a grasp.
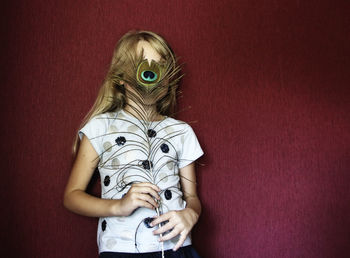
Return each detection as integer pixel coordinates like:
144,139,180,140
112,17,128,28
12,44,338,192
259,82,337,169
119,109,168,123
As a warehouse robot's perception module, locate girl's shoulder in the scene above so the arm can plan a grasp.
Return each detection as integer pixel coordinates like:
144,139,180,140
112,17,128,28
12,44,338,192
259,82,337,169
160,117,198,138
92,112,118,120
87,112,119,125
80,112,119,134
163,116,191,129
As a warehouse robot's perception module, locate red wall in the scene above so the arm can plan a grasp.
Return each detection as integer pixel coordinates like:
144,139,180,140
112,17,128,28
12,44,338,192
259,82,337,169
1,1,349,257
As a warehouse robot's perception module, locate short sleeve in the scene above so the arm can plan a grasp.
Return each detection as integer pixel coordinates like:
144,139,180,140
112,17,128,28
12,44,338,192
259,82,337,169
78,115,107,156
178,124,204,169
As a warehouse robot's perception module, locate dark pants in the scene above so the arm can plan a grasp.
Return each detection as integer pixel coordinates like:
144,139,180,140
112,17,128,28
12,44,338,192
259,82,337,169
99,245,200,258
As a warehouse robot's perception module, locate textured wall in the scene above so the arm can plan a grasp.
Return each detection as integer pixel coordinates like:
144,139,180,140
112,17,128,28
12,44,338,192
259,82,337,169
1,0,349,257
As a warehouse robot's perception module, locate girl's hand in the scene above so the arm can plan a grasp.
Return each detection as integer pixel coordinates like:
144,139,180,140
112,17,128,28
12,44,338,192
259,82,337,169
151,208,199,251
118,182,161,216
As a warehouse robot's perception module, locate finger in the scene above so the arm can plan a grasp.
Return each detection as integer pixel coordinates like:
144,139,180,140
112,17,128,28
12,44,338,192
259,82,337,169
133,182,161,192
134,186,160,200
159,227,180,242
152,221,175,235
173,233,187,251
138,193,159,208
151,212,171,226
137,200,155,210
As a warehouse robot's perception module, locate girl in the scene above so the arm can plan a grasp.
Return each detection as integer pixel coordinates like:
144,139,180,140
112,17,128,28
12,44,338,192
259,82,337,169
64,30,203,258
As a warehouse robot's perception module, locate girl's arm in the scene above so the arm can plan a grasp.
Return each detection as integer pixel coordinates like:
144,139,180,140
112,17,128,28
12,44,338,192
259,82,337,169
63,135,119,217
151,162,201,251
63,136,160,217
179,162,202,218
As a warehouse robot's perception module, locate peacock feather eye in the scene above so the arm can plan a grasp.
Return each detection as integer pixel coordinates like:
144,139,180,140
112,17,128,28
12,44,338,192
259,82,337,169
136,60,162,87
141,70,157,82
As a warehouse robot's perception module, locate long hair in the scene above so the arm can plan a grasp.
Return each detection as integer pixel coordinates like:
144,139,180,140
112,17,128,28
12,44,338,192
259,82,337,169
72,30,181,154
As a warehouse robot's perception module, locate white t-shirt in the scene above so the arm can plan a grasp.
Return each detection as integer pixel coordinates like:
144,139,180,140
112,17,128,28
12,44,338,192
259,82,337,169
79,110,204,254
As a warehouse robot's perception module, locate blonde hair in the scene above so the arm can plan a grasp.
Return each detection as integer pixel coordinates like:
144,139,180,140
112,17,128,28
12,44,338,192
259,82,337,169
72,30,180,154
